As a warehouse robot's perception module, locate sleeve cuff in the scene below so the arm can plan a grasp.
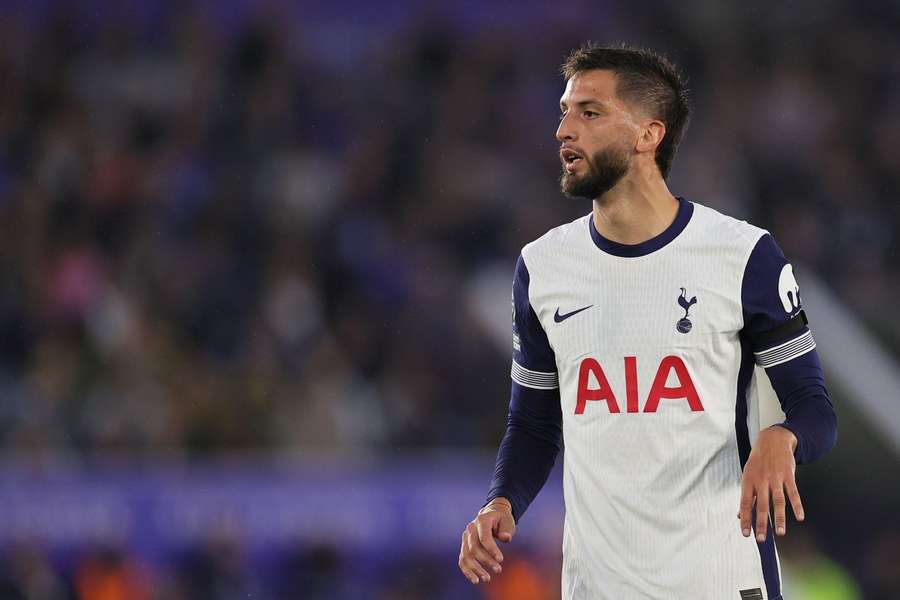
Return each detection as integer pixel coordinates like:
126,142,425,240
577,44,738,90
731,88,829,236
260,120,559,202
773,422,804,460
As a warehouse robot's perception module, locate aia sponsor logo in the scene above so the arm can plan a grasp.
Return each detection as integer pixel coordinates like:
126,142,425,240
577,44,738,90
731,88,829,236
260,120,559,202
575,355,703,415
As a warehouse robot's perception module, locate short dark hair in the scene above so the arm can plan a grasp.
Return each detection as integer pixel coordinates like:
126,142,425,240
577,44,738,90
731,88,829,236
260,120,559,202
560,43,691,179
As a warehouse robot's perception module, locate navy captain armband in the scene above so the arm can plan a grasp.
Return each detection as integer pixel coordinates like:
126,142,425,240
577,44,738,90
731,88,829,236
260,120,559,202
747,309,809,349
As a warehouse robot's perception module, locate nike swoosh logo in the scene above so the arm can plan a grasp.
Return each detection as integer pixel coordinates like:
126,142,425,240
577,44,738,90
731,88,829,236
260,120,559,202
554,305,593,323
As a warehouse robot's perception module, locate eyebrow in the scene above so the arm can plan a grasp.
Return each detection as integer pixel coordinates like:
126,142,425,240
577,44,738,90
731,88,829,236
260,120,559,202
559,99,608,111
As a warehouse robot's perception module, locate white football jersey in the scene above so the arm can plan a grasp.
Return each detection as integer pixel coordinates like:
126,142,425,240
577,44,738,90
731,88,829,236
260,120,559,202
512,198,813,600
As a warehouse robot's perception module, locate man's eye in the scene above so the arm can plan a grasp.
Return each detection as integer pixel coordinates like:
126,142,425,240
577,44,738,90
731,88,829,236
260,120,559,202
584,111,598,118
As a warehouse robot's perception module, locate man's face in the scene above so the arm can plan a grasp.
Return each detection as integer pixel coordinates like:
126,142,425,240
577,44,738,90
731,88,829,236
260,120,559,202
556,70,638,200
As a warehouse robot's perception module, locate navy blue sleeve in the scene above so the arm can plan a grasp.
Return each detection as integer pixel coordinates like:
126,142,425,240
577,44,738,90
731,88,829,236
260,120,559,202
486,383,562,522
510,255,558,386
485,255,562,522
765,349,837,464
742,234,804,338
741,234,837,464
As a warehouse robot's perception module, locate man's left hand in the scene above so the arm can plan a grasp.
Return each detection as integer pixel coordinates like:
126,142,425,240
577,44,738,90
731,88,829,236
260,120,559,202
738,425,805,542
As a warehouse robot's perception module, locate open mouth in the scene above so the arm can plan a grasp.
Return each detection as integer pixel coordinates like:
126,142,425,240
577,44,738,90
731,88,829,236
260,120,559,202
560,149,583,168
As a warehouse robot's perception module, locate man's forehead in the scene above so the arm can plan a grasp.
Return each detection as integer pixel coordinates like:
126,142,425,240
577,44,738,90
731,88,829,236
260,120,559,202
560,70,618,105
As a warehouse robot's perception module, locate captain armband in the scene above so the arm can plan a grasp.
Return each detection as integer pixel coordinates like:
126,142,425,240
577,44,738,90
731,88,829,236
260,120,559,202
750,311,816,368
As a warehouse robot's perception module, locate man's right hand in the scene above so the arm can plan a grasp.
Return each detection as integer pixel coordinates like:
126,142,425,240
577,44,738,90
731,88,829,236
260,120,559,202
458,497,517,584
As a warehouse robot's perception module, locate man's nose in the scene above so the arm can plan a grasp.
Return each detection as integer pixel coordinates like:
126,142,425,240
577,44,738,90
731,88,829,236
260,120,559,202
556,113,576,143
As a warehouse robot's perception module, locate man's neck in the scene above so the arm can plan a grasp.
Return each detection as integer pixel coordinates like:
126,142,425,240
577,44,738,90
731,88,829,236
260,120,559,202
591,171,679,246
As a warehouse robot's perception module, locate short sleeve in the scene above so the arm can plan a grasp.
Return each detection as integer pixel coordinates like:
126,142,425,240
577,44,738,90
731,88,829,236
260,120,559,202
511,255,558,389
741,234,816,368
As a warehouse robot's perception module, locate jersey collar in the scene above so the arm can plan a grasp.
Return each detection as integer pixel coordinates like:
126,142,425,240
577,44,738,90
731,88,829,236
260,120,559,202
588,196,694,258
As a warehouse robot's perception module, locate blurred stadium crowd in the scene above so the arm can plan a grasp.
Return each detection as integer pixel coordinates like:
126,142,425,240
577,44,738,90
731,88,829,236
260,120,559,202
0,0,897,598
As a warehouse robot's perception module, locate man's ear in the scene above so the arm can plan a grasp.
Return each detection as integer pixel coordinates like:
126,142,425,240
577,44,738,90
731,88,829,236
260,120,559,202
636,119,666,154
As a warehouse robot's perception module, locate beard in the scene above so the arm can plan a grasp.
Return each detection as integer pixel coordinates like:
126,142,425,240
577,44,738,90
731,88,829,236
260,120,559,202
559,143,631,200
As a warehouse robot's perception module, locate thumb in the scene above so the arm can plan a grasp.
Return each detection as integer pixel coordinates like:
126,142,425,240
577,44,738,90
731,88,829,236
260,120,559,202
495,513,516,542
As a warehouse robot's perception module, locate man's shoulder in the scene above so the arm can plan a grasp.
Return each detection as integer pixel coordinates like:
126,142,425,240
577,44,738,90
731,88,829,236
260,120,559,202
688,200,768,251
520,213,591,264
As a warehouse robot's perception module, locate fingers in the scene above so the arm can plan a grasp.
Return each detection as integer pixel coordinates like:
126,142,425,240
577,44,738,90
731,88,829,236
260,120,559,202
467,529,502,575
458,521,502,584
740,479,806,542
772,485,787,536
476,519,504,564
785,476,805,522
738,483,754,538
755,486,770,542
459,528,491,584
495,513,516,543
459,554,489,584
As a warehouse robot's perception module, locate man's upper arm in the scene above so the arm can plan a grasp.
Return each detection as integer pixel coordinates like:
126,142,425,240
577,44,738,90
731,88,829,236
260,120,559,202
511,254,558,390
741,233,811,358
740,233,837,463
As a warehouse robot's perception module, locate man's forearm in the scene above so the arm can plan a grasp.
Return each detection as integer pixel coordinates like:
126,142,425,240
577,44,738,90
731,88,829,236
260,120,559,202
486,384,562,522
766,348,837,464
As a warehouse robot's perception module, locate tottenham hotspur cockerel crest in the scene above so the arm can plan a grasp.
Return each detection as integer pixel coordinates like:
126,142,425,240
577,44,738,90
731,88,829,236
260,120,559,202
676,287,697,333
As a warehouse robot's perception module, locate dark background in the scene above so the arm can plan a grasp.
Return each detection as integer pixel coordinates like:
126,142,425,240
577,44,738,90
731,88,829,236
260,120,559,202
0,0,897,598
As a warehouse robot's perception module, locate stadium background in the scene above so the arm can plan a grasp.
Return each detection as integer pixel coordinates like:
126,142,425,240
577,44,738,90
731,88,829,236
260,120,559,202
0,0,898,598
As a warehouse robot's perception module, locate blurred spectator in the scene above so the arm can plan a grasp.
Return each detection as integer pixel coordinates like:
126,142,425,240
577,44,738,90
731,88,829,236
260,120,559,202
780,532,862,600
75,546,151,600
484,554,556,600
170,537,261,600
275,543,349,599
0,545,66,600
861,532,900,600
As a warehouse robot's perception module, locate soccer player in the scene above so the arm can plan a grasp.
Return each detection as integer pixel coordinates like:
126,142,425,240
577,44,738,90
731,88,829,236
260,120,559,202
458,44,837,599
